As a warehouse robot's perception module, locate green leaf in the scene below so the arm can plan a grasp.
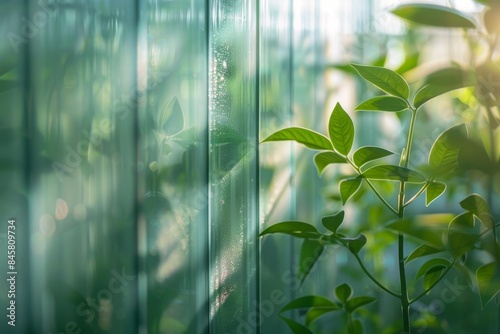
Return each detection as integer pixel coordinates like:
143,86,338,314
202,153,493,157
314,152,347,174
159,97,184,136
345,234,367,255
211,125,249,146
0,55,17,78
414,67,475,108
340,177,363,205
387,215,451,248
424,67,475,87
371,55,387,67
449,212,475,229
355,96,408,112
424,267,447,292
351,63,410,99
328,103,355,155
305,306,341,326
281,296,341,327
346,296,376,313
413,85,440,110
460,194,494,228
322,211,345,233
0,80,15,95
363,165,426,183
457,136,498,174
477,262,500,308
459,193,490,214
391,4,477,29
260,222,322,239
406,244,444,263
446,230,479,259
428,124,467,175
473,61,500,109
299,240,324,286
447,212,480,258
426,181,447,206
353,146,395,167
415,258,450,279
335,283,352,303
280,316,313,334
281,295,337,312
351,319,363,334
446,213,479,258
262,127,333,151
454,262,473,288
396,53,420,75
328,63,358,75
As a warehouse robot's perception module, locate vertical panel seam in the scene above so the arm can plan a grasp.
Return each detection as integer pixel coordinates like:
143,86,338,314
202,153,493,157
133,0,141,333
22,0,34,331
255,0,261,331
205,0,212,332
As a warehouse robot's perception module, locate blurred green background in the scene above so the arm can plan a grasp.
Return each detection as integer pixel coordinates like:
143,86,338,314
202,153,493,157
0,0,499,333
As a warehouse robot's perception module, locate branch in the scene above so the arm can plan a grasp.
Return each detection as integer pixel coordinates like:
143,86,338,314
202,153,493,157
347,159,398,215
404,181,432,207
352,252,400,298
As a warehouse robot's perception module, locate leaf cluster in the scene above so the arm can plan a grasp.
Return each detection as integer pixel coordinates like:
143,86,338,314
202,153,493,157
260,62,499,332
279,283,375,334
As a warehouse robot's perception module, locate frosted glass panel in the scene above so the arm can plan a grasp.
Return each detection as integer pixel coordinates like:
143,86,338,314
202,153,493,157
208,0,259,332
138,0,209,332
0,2,30,333
21,1,138,333
259,0,295,332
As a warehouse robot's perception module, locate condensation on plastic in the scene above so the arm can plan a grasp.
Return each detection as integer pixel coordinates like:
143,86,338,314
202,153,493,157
208,0,260,332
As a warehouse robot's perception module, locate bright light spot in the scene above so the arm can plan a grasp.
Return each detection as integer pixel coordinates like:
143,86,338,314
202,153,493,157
454,0,483,12
98,299,113,330
73,204,87,221
40,214,56,237
379,114,401,140
149,161,158,172
55,198,69,220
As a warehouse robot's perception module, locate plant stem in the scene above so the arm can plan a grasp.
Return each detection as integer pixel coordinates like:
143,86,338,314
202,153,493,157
403,109,418,169
347,313,354,334
398,108,418,334
404,181,431,207
353,253,400,298
398,193,410,334
485,105,497,244
479,222,500,238
363,179,398,215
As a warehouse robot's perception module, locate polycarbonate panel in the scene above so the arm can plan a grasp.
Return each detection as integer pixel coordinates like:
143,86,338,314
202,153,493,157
258,0,295,332
0,1,372,334
138,0,209,333
17,1,138,333
0,1,30,333
208,0,260,332
290,0,332,329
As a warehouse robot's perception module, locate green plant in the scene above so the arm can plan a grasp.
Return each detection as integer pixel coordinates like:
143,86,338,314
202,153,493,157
260,62,498,333
279,283,375,334
261,2,500,332
389,2,500,197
